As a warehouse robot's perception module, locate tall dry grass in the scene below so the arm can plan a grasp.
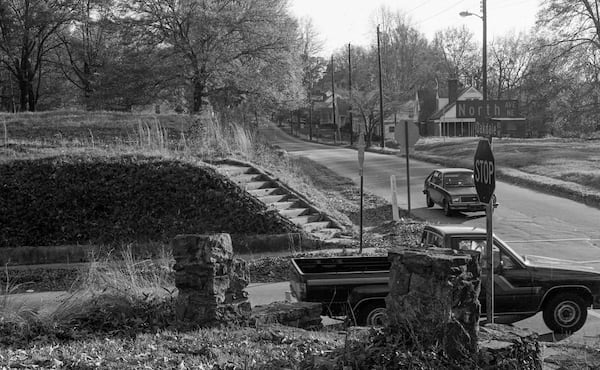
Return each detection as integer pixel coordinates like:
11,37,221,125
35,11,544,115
135,118,169,152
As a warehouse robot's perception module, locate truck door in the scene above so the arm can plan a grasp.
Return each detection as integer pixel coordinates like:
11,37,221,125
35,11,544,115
454,238,536,315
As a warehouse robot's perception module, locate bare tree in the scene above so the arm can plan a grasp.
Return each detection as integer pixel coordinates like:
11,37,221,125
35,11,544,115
433,26,480,87
0,0,78,111
488,32,532,99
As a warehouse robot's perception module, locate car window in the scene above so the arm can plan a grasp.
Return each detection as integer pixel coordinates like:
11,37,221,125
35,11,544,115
443,172,474,187
431,172,441,185
455,239,517,271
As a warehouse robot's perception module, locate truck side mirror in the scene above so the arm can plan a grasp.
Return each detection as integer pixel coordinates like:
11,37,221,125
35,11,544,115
494,259,504,273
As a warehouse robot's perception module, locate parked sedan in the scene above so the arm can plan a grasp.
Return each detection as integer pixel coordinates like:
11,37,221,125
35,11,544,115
423,168,497,216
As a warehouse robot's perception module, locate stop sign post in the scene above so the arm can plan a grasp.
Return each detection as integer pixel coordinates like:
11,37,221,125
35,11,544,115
474,139,496,325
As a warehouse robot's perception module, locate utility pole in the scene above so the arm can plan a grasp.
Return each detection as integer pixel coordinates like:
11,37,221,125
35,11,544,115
348,43,353,146
331,55,337,142
482,0,489,145
309,91,313,141
377,24,385,149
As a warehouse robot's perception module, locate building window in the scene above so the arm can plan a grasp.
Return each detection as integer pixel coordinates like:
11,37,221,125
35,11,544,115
389,126,395,133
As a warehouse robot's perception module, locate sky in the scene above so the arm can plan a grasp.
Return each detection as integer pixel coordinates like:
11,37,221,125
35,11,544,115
289,0,541,56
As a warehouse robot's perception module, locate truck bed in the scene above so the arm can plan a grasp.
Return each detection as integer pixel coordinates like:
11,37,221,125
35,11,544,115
289,255,391,316
291,255,390,274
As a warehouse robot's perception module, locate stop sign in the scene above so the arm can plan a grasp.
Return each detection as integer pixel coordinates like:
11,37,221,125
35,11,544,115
473,139,495,204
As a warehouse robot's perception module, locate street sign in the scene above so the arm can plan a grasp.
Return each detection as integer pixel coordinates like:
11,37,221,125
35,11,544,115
474,120,500,137
473,139,495,204
456,100,519,119
394,121,420,149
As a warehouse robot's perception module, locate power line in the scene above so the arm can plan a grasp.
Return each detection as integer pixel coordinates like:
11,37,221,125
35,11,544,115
492,0,538,11
405,0,436,15
415,0,469,25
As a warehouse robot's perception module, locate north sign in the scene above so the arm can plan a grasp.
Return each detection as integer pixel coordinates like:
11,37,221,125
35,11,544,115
473,139,496,204
456,100,519,119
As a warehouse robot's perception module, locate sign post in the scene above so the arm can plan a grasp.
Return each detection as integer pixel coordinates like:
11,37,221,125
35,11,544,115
357,127,365,254
474,139,496,324
394,121,420,216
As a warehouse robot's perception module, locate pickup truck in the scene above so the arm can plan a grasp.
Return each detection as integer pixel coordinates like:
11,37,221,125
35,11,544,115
290,224,600,333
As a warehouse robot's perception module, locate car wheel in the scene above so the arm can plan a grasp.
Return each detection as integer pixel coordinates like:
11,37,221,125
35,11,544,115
542,292,588,334
443,200,453,217
357,303,387,326
426,193,434,207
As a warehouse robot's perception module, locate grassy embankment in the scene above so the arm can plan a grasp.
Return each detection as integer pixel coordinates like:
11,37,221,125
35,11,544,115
0,112,598,368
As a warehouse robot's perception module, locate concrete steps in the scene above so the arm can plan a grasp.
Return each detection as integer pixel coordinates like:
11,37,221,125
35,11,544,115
216,161,344,238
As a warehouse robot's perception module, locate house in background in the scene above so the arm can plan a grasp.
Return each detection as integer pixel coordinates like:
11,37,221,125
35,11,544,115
425,79,528,138
375,93,420,142
426,79,482,137
311,90,349,128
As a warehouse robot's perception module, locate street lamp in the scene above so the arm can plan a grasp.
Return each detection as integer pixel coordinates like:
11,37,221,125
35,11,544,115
460,1,487,119
461,1,494,327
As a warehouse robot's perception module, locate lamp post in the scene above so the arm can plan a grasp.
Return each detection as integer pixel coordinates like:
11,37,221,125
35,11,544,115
461,0,493,326
460,0,487,122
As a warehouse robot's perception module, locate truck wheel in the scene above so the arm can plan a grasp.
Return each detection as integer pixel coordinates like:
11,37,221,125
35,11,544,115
358,303,387,326
543,292,588,334
426,193,434,207
443,200,453,217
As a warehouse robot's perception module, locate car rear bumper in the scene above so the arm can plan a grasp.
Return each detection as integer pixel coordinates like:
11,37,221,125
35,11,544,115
449,203,487,212
450,202,499,212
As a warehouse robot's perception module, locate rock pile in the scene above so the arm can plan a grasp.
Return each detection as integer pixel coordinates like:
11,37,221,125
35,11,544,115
478,324,542,369
251,301,323,330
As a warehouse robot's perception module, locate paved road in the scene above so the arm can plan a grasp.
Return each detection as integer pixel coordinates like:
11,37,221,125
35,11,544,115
262,123,600,343
262,123,600,268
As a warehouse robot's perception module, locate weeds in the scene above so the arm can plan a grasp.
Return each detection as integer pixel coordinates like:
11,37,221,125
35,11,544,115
2,118,6,147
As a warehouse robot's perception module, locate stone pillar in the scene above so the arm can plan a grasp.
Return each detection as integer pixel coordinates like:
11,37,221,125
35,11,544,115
172,233,251,326
385,247,481,359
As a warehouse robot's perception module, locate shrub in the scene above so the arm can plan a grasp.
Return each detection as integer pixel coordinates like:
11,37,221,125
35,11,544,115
0,154,297,248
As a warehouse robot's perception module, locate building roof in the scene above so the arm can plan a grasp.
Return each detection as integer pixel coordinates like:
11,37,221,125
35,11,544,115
429,86,481,121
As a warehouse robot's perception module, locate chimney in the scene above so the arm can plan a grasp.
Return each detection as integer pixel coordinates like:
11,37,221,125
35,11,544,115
448,78,458,104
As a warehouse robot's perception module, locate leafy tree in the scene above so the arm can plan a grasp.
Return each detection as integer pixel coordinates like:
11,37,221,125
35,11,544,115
128,0,302,114
0,0,78,111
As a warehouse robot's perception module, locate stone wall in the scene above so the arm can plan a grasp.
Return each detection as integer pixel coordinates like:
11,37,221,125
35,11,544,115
385,247,481,359
172,233,251,326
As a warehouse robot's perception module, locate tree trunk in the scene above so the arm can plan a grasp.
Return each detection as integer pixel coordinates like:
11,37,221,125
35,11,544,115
18,79,27,112
192,78,205,113
27,81,35,112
